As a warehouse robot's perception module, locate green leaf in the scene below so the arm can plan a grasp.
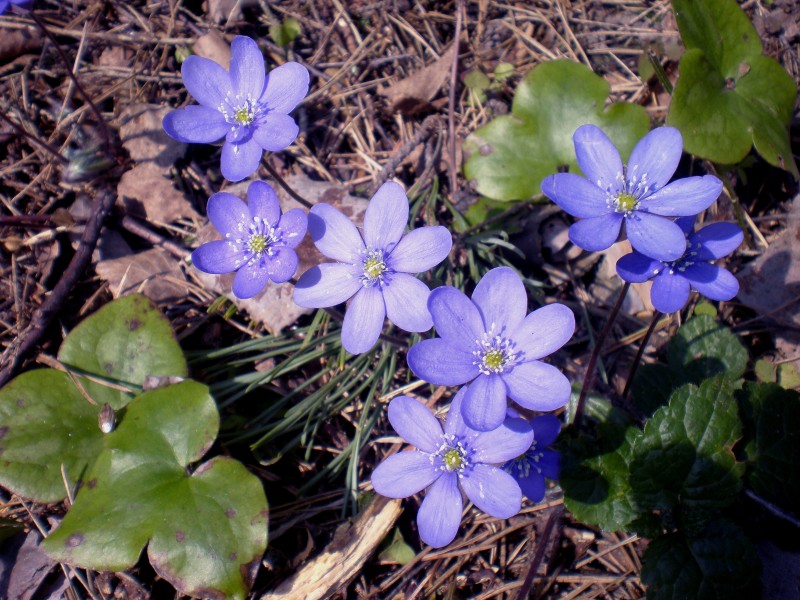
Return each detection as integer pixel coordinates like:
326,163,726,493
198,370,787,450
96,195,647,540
0,369,105,503
631,363,676,418
465,70,490,91
667,314,747,384
43,381,267,600
493,62,514,82
378,527,416,565
58,295,187,410
668,0,798,177
560,396,639,531
269,18,302,47
737,382,800,514
463,59,649,201
641,520,761,600
754,359,777,384
630,377,744,526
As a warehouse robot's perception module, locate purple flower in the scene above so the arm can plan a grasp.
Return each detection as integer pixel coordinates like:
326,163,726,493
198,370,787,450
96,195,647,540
292,182,452,355
191,180,307,299
541,125,722,262
0,0,30,13
163,36,309,182
371,389,534,548
407,267,574,432
616,217,742,313
503,413,561,503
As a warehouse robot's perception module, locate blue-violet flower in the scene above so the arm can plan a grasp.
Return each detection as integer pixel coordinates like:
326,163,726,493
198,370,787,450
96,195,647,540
292,181,452,355
407,267,574,432
616,216,742,313
163,36,309,182
191,180,308,299
503,413,561,503
371,389,534,548
541,124,722,262
0,0,30,13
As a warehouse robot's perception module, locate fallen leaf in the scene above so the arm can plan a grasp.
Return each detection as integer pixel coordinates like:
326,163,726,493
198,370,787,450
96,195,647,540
380,44,457,115
96,247,188,303
117,163,199,224
119,104,186,168
192,31,232,69
589,240,653,316
0,529,68,600
192,174,370,334
0,26,43,64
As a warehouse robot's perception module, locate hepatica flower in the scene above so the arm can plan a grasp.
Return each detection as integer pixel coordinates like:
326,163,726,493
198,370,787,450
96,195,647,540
371,389,534,548
191,180,307,299
163,36,309,182
503,413,561,503
293,182,452,355
407,267,574,432
541,125,723,262
0,0,30,13
616,217,743,313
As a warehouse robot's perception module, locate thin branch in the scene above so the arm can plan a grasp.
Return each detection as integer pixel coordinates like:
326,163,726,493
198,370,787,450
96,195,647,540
514,505,564,600
447,0,464,200
261,158,313,209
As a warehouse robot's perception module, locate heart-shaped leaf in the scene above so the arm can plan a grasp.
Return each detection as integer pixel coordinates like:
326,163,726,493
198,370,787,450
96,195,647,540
43,380,267,600
463,59,650,201
668,0,798,177
0,369,105,503
641,520,761,600
737,382,800,515
58,294,187,410
630,376,744,527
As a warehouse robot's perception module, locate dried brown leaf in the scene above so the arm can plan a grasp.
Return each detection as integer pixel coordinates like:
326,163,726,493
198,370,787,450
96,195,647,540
95,247,188,303
119,104,186,168
380,44,457,115
192,31,231,69
117,163,199,225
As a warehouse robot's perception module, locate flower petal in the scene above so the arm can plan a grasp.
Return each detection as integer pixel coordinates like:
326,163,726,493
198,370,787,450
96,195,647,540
293,263,361,308
181,55,233,109
277,208,308,249
230,36,265,100
540,173,612,218
472,415,534,463
260,62,310,114
407,339,480,386
383,273,433,332
503,361,571,412
651,272,691,313
517,473,546,503
207,192,249,237
461,374,508,432
675,216,696,236
371,451,439,498
308,203,364,262
573,124,623,193
628,127,682,192
625,212,686,262
471,267,527,334
341,286,386,354
221,138,263,182
252,113,300,152
387,226,452,273
690,222,743,260
363,182,408,250
427,286,485,348
246,180,281,225
444,386,469,437
265,246,298,283
162,106,229,143
514,303,574,361
387,396,444,453
683,263,739,302
641,175,722,216
417,474,462,548
568,213,623,252
616,252,662,283
191,240,242,274
538,449,561,480
461,464,521,519
531,414,561,447
232,258,270,299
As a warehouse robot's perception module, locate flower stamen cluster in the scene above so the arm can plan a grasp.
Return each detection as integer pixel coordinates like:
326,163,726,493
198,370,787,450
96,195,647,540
433,433,471,474
473,329,519,375
360,249,388,286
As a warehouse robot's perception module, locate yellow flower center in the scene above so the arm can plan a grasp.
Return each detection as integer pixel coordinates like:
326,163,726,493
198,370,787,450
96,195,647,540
443,449,463,471
616,192,638,213
363,256,386,279
248,234,268,254
234,105,254,125
482,349,505,371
